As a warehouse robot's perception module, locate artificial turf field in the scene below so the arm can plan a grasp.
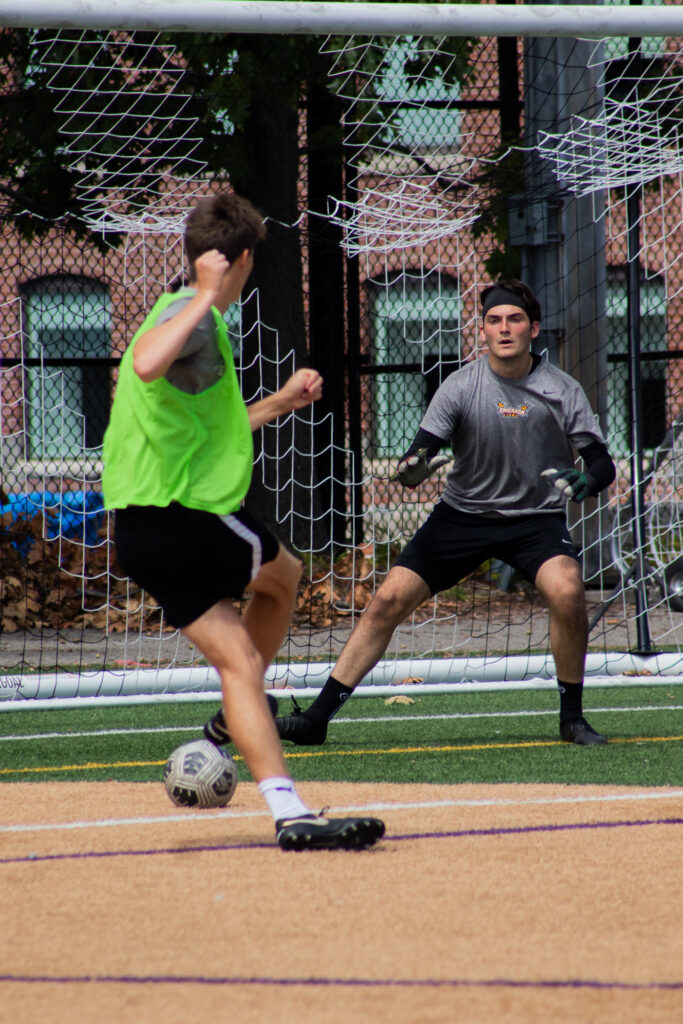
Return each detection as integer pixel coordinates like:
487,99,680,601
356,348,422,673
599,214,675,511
1,682,682,788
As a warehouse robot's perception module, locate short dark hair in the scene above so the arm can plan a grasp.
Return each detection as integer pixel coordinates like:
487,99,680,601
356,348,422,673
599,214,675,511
480,279,541,324
184,192,266,273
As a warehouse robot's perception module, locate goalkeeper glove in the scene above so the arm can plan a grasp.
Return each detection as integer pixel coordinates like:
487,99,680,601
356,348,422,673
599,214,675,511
541,467,595,503
394,447,452,488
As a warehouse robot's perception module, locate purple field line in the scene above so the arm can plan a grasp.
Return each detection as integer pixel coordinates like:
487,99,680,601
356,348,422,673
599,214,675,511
388,816,683,843
0,974,680,991
1,816,681,866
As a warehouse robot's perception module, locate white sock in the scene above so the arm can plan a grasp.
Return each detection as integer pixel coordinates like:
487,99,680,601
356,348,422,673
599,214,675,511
258,777,311,822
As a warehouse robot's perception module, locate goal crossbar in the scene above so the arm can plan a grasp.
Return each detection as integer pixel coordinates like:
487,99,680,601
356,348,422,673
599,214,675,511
2,1,683,39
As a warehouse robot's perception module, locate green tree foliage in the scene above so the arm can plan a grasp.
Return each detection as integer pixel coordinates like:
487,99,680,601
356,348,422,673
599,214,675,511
0,30,202,246
0,30,85,238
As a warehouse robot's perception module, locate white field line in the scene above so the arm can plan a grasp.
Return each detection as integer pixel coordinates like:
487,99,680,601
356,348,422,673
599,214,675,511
2,788,683,836
1,704,682,743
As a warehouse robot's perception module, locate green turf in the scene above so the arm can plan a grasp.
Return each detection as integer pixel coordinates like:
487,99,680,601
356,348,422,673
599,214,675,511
1,684,682,788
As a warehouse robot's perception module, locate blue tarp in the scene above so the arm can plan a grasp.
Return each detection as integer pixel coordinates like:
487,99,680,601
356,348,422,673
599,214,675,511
0,490,105,546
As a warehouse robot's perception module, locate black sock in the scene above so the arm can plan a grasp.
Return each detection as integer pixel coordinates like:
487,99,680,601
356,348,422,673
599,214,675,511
305,675,354,723
558,680,583,720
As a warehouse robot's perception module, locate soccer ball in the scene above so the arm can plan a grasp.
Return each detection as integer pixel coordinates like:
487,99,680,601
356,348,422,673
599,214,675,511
163,739,238,809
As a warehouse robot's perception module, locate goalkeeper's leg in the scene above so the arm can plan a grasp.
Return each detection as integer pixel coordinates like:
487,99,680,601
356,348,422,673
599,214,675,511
277,566,431,745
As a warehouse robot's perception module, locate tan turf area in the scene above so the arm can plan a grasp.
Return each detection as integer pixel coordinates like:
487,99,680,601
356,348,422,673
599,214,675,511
1,780,681,1023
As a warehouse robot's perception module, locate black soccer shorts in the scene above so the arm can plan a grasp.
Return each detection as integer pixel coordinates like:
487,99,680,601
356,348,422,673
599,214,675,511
394,500,580,596
114,503,280,628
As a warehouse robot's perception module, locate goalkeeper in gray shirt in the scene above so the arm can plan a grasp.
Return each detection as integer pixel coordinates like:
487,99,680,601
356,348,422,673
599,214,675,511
205,279,616,748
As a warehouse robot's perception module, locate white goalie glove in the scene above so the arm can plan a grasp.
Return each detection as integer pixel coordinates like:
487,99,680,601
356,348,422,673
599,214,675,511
393,447,452,488
541,467,595,503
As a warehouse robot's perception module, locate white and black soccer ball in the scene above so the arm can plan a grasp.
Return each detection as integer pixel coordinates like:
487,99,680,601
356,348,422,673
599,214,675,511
163,739,238,809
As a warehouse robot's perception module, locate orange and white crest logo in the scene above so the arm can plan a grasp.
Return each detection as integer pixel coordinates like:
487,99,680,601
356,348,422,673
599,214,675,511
496,400,528,418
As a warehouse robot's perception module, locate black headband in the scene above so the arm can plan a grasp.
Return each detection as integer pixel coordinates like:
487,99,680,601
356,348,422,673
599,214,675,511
481,287,529,318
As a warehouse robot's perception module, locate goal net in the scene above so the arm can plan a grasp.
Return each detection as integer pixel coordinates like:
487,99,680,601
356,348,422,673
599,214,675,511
2,2,683,707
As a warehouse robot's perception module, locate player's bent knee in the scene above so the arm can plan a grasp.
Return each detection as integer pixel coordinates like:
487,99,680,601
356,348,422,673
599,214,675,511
548,577,585,609
367,585,416,628
366,567,429,624
546,588,587,630
535,559,584,608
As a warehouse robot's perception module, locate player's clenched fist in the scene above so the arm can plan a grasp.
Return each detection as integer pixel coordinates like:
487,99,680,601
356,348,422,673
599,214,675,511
194,249,231,295
280,368,323,409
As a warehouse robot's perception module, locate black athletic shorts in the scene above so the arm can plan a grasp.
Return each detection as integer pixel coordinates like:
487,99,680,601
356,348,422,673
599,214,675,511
394,500,579,596
114,504,280,628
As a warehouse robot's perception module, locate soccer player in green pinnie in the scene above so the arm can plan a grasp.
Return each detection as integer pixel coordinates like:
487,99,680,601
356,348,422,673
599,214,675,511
102,192,384,851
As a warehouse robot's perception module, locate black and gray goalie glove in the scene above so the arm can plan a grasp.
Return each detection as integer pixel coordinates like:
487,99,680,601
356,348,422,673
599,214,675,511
541,467,595,503
393,448,452,488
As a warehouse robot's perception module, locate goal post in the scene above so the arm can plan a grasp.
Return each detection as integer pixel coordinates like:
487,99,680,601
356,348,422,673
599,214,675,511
1,0,683,38
2,0,683,707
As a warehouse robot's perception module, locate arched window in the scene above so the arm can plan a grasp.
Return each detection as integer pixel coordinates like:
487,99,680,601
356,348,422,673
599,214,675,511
21,275,111,460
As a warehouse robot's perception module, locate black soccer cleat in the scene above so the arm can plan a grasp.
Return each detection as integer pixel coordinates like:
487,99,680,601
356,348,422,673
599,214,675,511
275,812,385,852
560,715,607,746
203,693,278,746
276,709,328,746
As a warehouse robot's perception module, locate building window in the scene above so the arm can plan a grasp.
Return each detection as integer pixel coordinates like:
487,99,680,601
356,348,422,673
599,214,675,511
21,275,111,460
603,0,666,62
368,271,460,457
377,36,462,153
606,268,667,456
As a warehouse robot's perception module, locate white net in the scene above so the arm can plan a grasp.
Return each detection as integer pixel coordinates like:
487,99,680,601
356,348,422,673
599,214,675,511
2,21,683,704
29,30,208,233
535,38,683,291
323,36,482,255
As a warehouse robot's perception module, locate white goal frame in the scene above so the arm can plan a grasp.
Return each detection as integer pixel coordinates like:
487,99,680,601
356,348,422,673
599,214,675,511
1,1,683,40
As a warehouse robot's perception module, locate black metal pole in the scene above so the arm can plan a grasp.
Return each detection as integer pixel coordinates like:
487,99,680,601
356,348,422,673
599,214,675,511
346,246,364,548
307,83,348,550
626,179,654,653
343,137,365,548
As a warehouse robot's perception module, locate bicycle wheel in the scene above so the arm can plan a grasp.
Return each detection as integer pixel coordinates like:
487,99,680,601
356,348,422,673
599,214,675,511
664,557,683,612
609,503,659,589
646,499,683,571
609,504,637,580
648,500,683,611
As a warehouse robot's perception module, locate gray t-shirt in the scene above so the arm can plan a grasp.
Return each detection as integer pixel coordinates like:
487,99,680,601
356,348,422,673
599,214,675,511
155,289,225,394
420,354,607,517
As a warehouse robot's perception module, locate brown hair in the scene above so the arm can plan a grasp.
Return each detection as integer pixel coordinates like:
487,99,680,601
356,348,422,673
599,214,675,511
480,279,541,324
184,192,266,273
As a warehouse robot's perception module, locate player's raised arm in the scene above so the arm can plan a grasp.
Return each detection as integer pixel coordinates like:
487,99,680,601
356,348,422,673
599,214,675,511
247,368,323,431
132,249,230,382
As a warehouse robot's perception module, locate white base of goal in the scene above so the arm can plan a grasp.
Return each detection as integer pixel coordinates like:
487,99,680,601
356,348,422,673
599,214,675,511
1,652,681,711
